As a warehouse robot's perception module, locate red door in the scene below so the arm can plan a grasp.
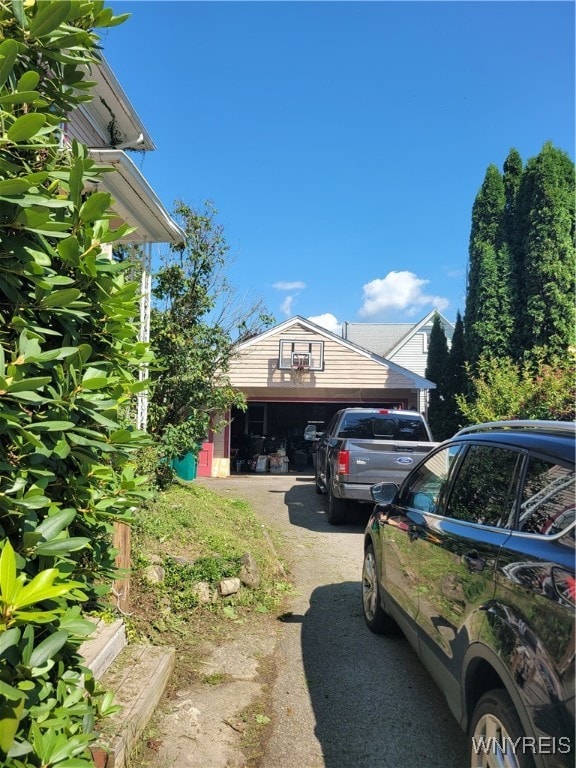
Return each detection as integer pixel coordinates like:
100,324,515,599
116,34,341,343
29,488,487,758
197,441,213,477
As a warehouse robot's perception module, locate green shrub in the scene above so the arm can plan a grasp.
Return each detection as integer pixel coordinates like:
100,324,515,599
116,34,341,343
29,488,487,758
0,2,148,764
457,349,576,424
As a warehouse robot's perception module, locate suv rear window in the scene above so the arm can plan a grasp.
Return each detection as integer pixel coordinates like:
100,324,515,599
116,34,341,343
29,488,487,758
337,413,428,441
518,459,575,535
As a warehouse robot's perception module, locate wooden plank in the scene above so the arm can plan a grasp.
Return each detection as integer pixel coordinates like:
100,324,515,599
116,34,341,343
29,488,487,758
95,645,175,768
112,522,131,613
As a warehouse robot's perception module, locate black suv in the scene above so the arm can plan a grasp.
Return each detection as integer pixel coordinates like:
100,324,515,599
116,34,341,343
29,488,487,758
361,420,575,768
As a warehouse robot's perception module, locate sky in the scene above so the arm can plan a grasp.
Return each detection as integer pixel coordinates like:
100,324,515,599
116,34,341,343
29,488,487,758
100,1,575,334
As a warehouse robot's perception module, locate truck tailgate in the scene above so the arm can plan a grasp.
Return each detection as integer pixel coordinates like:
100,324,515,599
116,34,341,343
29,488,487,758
344,439,438,484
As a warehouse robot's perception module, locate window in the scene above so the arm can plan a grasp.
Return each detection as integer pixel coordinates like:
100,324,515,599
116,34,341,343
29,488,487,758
278,340,324,370
402,445,463,514
518,460,575,535
446,445,522,527
337,413,429,441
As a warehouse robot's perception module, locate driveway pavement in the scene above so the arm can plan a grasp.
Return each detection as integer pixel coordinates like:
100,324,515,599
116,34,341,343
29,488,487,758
195,471,468,768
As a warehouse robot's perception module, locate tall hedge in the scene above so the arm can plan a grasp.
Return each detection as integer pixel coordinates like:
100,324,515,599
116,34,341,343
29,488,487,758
0,2,150,765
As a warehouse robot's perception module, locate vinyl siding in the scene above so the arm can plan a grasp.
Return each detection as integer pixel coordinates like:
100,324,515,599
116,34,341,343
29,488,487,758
67,110,107,147
229,324,417,391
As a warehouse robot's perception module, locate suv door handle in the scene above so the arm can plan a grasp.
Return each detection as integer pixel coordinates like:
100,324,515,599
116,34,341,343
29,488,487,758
462,550,485,572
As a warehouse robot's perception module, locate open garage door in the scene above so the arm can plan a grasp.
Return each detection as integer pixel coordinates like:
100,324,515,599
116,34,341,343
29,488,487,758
230,400,405,472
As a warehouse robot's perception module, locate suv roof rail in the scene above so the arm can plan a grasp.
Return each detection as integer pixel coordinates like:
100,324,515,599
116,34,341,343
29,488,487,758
455,420,576,437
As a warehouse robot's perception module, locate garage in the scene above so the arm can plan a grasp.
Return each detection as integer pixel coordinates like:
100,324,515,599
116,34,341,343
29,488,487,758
206,316,435,477
229,399,406,472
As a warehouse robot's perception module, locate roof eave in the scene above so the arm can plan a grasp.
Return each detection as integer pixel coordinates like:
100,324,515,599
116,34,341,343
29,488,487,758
88,149,184,244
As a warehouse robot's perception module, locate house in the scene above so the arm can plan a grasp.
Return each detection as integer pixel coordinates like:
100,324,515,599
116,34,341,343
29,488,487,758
202,315,439,478
342,310,455,411
65,56,185,429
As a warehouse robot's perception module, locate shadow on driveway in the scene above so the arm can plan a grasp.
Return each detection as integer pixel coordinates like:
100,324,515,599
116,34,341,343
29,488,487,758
281,480,372,533
296,581,468,768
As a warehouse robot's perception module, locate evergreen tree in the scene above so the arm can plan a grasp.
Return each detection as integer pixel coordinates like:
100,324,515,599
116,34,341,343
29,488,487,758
464,165,514,370
502,149,524,354
444,311,466,435
515,143,575,359
425,314,451,440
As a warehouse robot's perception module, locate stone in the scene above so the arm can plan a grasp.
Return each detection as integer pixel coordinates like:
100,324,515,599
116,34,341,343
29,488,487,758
142,564,165,584
218,577,241,596
239,552,260,589
193,581,211,604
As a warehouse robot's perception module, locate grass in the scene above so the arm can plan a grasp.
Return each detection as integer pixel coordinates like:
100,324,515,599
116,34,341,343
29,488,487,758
127,481,290,647
124,480,292,767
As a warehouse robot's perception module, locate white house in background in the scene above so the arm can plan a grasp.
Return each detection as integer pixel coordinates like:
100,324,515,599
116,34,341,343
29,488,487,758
342,310,455,412
65,56,185,430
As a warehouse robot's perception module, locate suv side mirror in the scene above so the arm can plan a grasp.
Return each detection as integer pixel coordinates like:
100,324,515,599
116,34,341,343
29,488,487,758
370,482,398,505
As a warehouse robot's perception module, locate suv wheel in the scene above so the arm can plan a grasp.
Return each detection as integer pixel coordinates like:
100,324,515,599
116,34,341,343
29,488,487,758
327,481,347,524
362,544,397,634
469,688,535,768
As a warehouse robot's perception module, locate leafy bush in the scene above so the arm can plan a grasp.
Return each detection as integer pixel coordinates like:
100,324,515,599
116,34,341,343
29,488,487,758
457,349,576,424
0,2,149,764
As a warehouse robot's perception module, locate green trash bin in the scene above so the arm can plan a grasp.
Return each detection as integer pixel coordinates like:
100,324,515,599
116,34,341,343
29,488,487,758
171,451,197,481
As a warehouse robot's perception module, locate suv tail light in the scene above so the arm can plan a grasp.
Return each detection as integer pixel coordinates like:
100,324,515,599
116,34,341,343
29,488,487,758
337,449,350,475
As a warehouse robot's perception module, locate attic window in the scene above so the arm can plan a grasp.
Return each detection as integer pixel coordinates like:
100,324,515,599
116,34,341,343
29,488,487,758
278,340,324,371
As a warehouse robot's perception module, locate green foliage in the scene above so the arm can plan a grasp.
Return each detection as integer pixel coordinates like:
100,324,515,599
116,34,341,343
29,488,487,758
465,164,514,370
442,311,466,437
0,1,148,763
425,314,452,440
456,350,576,424
515,143,576,359
162,554,241,612
462,143,575,420
130,483,288,637
149,200,273,466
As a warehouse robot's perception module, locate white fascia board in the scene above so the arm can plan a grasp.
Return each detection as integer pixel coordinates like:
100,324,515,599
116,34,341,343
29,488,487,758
89,149,184,244
235,315,437,390
78,56,155,150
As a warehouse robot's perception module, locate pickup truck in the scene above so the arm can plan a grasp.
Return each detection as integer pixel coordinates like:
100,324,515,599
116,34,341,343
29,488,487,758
309,408,438,524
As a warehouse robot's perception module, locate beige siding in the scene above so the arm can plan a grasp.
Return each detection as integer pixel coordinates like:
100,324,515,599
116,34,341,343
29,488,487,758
230,323,417,391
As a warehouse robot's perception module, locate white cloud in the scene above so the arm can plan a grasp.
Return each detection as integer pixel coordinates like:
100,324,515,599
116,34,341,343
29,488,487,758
280,295,294,316
273,281,306,291
359,271,449,317
308,313,342,335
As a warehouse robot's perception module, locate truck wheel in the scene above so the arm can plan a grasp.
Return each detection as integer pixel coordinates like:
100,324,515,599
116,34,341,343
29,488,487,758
327,483,348,525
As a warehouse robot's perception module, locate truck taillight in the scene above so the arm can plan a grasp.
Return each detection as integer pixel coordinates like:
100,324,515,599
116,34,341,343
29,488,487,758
337,450,350,475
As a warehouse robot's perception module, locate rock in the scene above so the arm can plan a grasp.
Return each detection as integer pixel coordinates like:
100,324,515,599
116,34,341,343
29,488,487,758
170,555,194,566
142,564,165,584
219,577,241,596
193,581,212,604
239,552,260,589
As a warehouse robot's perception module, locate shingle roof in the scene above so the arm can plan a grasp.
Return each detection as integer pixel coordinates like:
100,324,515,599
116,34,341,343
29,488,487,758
343,323,414,356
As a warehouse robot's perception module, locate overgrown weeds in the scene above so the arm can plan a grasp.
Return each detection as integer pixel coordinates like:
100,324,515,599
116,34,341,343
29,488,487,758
127,481,291,653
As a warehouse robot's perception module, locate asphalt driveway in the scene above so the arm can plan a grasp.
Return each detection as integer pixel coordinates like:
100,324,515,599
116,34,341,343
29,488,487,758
198,471,468,768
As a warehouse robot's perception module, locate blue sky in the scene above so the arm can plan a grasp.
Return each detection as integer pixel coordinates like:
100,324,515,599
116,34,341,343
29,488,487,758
100,1,575,333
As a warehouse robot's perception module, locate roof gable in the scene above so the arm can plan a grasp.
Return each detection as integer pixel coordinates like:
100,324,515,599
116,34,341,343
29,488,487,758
234,315,436,389
343,310,455,358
